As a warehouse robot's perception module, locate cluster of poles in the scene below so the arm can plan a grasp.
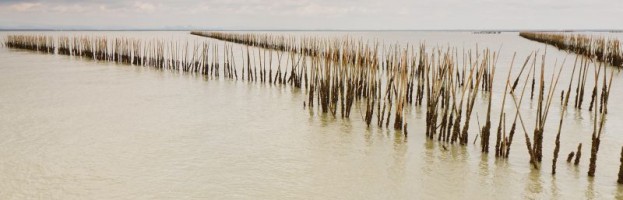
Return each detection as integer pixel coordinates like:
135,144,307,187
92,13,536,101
519,32,623,67
4,34,239,77
4,31,623,183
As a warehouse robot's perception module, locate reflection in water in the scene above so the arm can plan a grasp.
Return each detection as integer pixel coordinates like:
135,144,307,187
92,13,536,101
550,176,560,199
363,128,373,148
479,153,490,177
423,139,436,176
390,131,407,187
526,170,544,199
586,177,596,199
616,184,623,199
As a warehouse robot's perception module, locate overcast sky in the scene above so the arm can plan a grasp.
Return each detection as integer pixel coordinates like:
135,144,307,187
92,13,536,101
0,0,621,30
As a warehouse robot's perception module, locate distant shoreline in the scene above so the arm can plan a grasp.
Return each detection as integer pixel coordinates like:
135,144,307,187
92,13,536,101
1,29,622,32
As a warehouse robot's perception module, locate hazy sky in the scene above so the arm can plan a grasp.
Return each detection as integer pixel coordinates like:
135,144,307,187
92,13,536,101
0,0,621,30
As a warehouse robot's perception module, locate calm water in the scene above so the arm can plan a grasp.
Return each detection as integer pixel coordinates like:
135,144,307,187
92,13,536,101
2,31,623,199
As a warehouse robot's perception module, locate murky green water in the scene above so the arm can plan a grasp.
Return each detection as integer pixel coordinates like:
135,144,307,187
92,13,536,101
1,31,623,199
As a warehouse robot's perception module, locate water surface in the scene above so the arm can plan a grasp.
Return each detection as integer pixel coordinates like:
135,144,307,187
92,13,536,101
1,31,623,199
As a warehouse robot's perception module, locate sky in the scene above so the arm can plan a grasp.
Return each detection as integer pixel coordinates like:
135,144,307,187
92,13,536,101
0,0,621,30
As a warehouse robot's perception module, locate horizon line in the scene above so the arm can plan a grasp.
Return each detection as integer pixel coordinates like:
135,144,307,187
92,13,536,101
1,28,622,32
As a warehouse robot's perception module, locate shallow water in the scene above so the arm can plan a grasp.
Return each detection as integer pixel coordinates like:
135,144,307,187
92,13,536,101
1,31,623,199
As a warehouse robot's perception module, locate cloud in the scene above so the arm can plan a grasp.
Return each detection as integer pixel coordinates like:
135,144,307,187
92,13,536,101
6,2,42,12
50,4,88,13
133,1,156,12
0,0,621,29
